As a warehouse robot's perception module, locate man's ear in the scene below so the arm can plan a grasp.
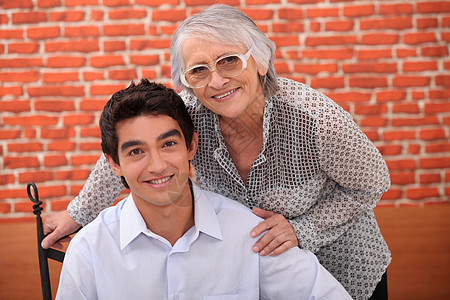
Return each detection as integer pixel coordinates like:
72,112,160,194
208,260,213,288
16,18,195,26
106,154,123,177
187,132,198,161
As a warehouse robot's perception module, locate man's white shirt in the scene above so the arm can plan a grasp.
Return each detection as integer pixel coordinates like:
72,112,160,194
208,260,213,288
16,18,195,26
56,182,351,300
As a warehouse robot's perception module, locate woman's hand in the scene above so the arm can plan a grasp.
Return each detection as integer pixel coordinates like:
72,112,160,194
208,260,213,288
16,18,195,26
250,207,299,256
41,210,81,249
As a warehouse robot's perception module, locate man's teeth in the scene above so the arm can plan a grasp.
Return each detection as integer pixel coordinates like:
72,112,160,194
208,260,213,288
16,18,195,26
149,176,171,184
214,88,237,99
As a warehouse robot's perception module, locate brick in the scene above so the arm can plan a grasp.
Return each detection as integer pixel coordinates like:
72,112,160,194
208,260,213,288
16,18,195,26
357,49,392,60
417,1,450,13
397,48,417,58
37,0,61,8
279,8,303,20
130,39,171,50
27,27,60,39
35,100,75,112
425,142,450,153
391,172,415,185
417,18,438,29
45,40,99,53
0,29,23,39
360,17,412,30
377,145,403,156
51,200,71,211
412,90,426,100
403,61,437,72
243,9,274,21
19,171,53,183
12,12,47,24
27,86,85,97
70,185,84,196
42,72,79,83
90,55,125,68
379,3,413,15
420,157,450,169
362,33,399,45
444,17,450,27
325,20,354,31
343,5,374,17
48,141,76,151
392,103,420,114
294,63,337,74
63,114,95,126
3,115,59,126
109,9,147,20
270,36,300,47
103,0,131,6
343,62,397,73
421,46,449,57
329,92,373,103
0,71,40,83
349,77,388,88
80,142,102,151
108,69,138,80
0,100,30,113
307,7,339,18
310,77,345,89
64,26,100,38
66,0,98,6
56,169,91,180
50,11,85,22
4,156,40,169
361,117,387,127
420,128,447,141
47,56,86,68
305,35,358,46
0,86,22,97
436,75,450,86
380,189,403,201
393,76,430,87
104,41,126,52
103,24,145,36
392,116,439,127
420,173,441,184
84,71,104,81
302,48,354,60
408,144,421,155
0,174,15,185
403,32,437,45
36,185,67,198
0,58,43,68
8,143,43,153
429,89,450,100
383,131,416,141
81,127,101,138
91,10,104,21
376,91,406,102
41,128,76,139
385,159,416,170
90,84,126,96
0,189,26,200
80,99,108,111
273,23,304,33
354,104,386,115
2,0,33,8
25,129,36,139
406,187,440,200
44,155,68,167
0,130,21,139
129,55,160,66
71,155,100,166
424,103,450,114
152,9,187,22
8,42,39,54
141,69,157,80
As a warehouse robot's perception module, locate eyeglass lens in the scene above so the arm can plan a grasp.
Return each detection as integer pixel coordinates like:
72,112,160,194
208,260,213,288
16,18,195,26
184,55,244,87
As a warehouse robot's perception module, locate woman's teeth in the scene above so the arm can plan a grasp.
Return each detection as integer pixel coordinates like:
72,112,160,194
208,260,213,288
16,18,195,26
213,88,238,99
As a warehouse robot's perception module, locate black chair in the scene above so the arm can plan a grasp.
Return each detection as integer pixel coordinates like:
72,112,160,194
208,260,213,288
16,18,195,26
28,182,65,300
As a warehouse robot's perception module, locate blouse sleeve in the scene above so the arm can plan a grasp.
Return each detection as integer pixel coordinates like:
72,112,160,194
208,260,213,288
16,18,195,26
289,103,391,253
67,154,124,226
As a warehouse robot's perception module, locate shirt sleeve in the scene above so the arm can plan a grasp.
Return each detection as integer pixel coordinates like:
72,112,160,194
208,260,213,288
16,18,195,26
67,154,124,226
259,247,352,299
55,240,97,300
289,103,391,253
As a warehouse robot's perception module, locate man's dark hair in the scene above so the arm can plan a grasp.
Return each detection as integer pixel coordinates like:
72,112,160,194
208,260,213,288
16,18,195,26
100,78,194,167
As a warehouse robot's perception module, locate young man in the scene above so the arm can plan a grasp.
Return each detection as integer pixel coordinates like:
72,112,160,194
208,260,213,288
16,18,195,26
56,79,351,299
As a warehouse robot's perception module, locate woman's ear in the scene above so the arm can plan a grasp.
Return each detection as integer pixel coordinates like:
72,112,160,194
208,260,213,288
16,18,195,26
257,65,268,77
106,154,123,177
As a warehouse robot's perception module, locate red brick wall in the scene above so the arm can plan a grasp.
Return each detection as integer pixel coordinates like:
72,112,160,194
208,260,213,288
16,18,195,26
1,0,449,220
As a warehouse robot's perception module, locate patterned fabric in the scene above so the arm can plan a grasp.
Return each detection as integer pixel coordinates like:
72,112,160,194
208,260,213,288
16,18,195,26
68,77,391,299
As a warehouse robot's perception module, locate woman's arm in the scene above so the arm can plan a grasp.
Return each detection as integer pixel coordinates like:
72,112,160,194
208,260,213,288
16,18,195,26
42,154,124,248
291,103,391,253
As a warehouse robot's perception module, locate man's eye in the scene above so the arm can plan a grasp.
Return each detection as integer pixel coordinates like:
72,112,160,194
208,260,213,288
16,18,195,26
163,141,176,147
129,149,142,156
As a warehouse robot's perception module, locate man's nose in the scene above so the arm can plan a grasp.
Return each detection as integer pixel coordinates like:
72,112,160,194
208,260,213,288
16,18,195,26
147,151,167,173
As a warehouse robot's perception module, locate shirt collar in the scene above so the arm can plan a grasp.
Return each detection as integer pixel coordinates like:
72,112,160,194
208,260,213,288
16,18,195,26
119,180,223,250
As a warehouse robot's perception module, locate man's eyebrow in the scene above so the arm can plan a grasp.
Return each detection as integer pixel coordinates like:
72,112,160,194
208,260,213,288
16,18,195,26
120,140,144,152
158,129,182,141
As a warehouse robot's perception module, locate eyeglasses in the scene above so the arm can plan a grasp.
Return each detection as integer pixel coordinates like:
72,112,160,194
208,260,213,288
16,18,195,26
181,48,253,89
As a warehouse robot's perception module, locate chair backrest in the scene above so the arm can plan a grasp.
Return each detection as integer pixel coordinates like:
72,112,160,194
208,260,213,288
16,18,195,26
28,182,65,300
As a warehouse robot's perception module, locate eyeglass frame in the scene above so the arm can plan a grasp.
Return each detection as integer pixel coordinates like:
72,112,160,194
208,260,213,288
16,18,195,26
180,48,253,89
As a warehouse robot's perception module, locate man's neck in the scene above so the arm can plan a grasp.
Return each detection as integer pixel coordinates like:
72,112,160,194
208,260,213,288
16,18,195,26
133,181,195,246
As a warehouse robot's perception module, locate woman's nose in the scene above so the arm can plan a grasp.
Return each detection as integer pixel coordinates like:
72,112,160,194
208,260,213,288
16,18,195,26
208,70,229,89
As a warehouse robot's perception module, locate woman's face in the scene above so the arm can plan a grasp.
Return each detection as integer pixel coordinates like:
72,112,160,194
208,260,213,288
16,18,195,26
181,38,267,121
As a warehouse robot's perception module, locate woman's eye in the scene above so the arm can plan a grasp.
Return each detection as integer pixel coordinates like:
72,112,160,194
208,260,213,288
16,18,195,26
219,55,239,65
191,66,208,75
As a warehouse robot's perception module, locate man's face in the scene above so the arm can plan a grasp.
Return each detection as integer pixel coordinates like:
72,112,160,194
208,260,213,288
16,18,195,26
107,114,197,208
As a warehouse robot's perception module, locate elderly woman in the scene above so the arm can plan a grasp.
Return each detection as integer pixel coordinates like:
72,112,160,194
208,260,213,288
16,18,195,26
43,4,391,300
